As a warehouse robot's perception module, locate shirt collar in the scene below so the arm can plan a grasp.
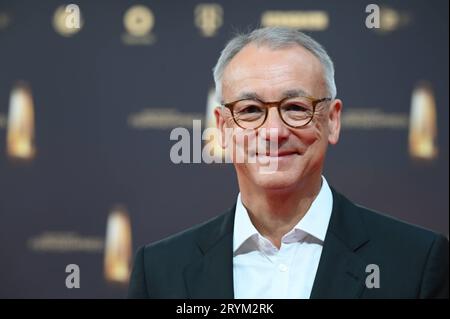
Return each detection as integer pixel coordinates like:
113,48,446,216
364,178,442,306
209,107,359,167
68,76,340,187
233,176,333,253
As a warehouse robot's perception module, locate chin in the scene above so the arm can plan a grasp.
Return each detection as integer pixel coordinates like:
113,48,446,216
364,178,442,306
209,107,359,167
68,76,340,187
252,170,301,191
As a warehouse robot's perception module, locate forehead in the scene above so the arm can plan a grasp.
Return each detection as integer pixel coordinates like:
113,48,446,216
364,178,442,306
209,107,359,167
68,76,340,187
222,43,325,100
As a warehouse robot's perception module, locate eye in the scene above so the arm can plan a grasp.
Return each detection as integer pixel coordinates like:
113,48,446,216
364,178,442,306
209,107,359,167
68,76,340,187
283,103,309,112
239,105,263,114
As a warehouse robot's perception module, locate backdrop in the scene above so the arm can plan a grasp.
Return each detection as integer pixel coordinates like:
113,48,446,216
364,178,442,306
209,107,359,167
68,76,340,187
0,0,448,298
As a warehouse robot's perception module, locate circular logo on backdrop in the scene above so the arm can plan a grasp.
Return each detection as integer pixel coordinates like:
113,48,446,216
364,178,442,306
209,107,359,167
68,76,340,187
123,5,154,37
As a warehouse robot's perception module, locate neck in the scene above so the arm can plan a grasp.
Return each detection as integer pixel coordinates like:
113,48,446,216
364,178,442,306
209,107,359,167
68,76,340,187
239,173,322,249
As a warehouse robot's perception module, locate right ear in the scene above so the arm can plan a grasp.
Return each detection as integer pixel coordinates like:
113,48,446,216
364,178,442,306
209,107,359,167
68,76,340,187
214,106,228,149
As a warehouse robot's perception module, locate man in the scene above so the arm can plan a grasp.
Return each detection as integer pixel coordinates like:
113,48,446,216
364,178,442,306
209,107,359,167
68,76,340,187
128,27,449,298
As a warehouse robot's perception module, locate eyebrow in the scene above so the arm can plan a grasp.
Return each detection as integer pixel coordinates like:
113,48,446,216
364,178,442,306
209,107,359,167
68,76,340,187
235,91,263,101
232,88,312,102
281,89,311,98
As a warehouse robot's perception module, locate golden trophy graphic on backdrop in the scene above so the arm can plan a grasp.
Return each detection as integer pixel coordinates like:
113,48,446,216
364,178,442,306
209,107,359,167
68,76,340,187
6,82,36,161
408,83,438,161
104,206,133,284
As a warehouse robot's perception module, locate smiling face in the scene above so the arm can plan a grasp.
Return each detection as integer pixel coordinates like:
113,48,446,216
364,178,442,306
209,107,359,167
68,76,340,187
215,43,342,192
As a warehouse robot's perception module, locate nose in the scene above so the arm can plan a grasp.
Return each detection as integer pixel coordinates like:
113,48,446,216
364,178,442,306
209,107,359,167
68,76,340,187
259,107,290,143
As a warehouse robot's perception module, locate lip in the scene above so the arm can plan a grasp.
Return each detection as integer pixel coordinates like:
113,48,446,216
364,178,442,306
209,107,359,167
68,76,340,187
256,151,300,157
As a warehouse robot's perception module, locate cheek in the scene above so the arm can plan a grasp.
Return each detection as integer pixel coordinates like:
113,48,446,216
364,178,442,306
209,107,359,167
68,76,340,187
304,118,328,145
228,129,259,163
293,126,321,147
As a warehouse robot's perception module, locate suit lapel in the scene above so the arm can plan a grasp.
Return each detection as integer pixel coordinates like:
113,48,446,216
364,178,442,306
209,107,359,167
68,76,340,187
184,206,235,299
310,189,370,299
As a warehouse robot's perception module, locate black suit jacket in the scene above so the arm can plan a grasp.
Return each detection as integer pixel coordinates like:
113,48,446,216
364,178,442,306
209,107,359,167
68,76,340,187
128,188,449,298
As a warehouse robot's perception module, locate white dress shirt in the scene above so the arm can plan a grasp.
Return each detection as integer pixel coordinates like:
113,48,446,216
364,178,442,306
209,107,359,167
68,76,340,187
233,176,333,299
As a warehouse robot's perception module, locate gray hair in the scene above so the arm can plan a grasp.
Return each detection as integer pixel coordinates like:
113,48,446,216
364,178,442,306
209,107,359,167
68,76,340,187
213,27,337,102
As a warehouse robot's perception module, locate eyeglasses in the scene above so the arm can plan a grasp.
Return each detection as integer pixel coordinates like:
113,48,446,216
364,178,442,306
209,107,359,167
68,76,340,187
222,95,332,129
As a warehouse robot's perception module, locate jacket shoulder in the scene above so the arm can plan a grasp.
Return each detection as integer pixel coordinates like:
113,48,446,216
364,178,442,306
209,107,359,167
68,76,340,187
141,207,234,260
128,208,235,298
337,192,448,298
354,200,444,244
336,191,447,262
